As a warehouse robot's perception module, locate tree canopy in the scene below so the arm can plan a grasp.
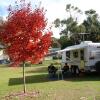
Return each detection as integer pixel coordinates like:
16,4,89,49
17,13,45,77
0,0,52,66
54,4,100,46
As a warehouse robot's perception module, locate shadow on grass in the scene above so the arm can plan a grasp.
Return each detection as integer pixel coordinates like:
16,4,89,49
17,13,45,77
64,72,100,82
9,72,100,86
9,73,57,86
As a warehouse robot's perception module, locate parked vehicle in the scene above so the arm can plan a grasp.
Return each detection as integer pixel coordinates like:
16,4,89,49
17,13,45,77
58,41,100,73
0,50,10,64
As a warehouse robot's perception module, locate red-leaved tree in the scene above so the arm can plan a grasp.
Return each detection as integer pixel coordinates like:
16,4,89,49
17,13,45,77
0,0,52,93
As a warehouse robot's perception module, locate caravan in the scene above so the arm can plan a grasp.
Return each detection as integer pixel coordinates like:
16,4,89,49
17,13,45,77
60,41,100,73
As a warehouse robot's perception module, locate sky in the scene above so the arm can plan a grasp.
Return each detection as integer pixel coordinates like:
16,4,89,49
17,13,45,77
0,0,100,38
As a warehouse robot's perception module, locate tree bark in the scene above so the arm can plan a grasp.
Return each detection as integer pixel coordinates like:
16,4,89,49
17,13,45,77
23,62,26,93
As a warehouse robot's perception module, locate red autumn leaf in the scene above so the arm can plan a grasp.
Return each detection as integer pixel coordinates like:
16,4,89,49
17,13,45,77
0,0,52,66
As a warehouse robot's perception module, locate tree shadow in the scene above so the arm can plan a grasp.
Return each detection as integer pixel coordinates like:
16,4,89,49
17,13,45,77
9,73,57,86
9,72,100,86
64,72,100,82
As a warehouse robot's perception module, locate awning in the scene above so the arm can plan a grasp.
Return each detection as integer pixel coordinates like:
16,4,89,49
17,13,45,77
57,44,87,53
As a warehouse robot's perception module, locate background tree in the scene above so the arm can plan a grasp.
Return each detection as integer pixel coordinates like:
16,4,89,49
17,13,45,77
66,4,82,20
0,17,3,25
58,35,74,49
0,0,52,93
83,9,100,41
0,17,5,34
54,4,83,45
0,17,7,45
54,4,100,46
54,18,60,28
52,37,61,48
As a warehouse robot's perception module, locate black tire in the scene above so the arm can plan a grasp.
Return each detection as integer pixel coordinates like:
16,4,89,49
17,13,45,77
96,61,100,74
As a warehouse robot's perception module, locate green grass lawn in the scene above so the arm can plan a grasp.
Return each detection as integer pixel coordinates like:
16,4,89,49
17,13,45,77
0,60,100,100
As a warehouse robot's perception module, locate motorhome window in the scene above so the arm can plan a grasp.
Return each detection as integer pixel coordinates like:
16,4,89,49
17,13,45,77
80,50,84,60
66,51,70,60
97,46,100,48
73,51,78,58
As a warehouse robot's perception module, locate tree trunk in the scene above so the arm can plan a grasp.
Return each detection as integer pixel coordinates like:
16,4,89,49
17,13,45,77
23,62,26,93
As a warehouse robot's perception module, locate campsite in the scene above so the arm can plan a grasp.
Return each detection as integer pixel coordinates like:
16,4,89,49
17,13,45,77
0,60,100,100
0,0,100,100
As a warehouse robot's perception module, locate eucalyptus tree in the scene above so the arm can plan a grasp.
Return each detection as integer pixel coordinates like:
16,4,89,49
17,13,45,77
52,37,61,48
0,17,4,32
54,4,83,44
54,18,60,28
66,4,82,21
58,35,74,49
83,9,100,41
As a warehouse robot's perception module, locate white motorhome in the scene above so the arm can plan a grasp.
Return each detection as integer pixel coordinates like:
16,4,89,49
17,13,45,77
59,41,100,73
